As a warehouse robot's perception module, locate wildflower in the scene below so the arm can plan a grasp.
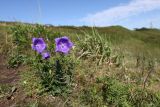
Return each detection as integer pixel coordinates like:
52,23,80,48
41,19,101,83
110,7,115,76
42,52,50,59
55,36,73,54
32,38,46,53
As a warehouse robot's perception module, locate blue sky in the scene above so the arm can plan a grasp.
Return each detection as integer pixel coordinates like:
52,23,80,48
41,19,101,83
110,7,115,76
0,0,160,29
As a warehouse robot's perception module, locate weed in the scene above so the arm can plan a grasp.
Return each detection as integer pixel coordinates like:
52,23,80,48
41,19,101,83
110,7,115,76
77,28,111,65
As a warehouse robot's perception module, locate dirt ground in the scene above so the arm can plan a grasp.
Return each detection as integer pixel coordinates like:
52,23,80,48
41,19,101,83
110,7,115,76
0,54,31,107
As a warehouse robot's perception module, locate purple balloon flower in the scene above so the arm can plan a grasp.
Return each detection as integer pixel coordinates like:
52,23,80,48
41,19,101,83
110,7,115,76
32,38,46,53
55,36,73,54
41,52,50,59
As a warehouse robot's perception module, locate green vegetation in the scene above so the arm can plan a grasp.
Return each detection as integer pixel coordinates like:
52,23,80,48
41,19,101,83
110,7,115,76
0,22,160,106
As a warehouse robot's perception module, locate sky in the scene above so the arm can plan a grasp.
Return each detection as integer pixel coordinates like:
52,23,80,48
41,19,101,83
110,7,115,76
0,0,160,29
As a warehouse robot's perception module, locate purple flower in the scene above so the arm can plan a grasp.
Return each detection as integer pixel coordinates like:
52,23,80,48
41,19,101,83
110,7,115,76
32,38,46,53
41,52,50,59
55,36,73,54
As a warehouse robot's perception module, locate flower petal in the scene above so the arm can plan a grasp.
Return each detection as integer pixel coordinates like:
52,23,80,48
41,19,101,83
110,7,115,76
42,52,50,59
32,38,36,43
55,38,61,44
54,36,73,54
32,37,46,53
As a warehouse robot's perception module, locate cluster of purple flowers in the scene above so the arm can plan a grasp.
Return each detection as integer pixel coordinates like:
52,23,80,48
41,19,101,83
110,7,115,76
31,36,74,59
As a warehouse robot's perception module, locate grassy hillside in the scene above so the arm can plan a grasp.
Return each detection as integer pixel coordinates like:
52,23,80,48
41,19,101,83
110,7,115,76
0,22,160,106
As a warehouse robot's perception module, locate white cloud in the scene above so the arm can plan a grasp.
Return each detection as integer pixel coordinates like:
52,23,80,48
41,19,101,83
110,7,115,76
81,0,160,26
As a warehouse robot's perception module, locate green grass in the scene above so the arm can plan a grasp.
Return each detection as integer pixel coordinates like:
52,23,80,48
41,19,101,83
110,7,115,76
0,22,160,106
0,84,12,98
